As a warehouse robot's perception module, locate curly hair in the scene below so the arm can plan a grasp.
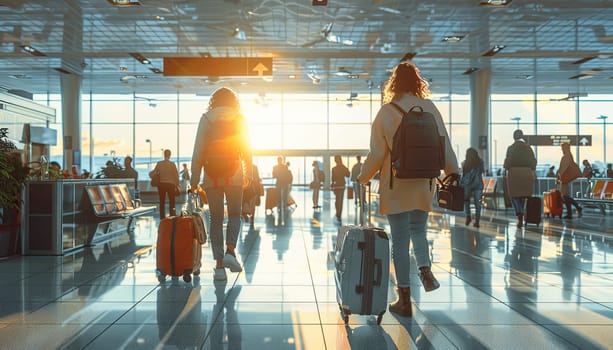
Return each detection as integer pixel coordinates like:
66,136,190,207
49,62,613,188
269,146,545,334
382,61,430,103
208,87,240,111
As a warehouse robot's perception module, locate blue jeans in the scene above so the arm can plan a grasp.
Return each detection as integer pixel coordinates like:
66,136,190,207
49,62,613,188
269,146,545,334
464,186,483,222
205,185,242,261
276,184,290,209
512,197,526,215
386,210,430,288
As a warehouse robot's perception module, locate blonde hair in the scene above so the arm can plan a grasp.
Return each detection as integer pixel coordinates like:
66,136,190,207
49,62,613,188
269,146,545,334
383,61,430,103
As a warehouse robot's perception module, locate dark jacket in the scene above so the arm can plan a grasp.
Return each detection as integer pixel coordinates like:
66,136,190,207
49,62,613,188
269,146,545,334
503,140,537,170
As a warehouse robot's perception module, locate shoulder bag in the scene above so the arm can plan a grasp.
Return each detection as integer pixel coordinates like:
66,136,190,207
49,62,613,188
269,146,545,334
436,174,464,211
150,171,160,187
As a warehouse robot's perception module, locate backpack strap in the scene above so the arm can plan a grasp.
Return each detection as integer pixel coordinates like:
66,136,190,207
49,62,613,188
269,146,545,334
388,102,406,189
389,102,406,116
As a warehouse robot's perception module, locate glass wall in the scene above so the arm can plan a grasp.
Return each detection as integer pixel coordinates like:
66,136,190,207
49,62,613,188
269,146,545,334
34,91,613,184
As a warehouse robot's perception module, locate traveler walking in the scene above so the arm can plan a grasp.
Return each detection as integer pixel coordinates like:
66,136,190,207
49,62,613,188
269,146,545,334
461,148,484,228
357,61,460,317
190,87,251,282
150,149,180,219
503,129,537,228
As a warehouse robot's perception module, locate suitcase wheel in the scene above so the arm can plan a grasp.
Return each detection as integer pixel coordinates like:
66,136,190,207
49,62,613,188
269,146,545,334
183,273,192,283
339,305,350,324
376,311,385,325
155,269,166,283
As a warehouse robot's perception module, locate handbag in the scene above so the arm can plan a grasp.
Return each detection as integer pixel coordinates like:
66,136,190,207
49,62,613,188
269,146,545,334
560,162,582,184
436,174,464,211
149,171,160,187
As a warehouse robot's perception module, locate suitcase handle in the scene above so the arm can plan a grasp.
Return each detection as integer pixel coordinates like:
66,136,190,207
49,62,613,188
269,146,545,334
183,192,202,215
373,258,382,286
359,183,371,227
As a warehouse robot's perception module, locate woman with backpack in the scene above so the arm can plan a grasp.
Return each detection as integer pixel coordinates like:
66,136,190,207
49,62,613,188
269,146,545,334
357,61,460,318
190,87,251,282
461,148,485,228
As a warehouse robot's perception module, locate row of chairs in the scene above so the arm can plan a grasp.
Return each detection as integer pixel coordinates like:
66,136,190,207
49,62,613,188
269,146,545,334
85,183,155,218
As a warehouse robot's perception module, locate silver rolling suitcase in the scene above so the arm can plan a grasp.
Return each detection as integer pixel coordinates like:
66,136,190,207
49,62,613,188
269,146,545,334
334,184,390,325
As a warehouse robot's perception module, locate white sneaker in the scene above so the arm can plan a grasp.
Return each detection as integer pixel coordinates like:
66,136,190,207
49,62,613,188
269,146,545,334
213,268,227,281
223,253,243,272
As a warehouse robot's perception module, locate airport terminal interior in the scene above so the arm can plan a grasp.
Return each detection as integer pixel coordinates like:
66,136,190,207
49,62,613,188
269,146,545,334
1,0,613,349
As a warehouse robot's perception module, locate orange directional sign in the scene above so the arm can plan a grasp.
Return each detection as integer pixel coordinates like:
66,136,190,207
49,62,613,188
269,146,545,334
163,57,272,76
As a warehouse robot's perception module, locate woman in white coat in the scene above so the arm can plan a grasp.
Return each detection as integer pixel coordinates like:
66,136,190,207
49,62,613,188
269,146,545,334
358,61,459,317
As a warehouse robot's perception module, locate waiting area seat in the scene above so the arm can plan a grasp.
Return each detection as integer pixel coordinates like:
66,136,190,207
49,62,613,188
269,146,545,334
574,179,613,215
85,183,156,220
481,177,498,210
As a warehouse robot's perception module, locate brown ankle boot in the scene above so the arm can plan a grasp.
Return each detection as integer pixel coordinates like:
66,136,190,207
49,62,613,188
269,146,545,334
517,214,523,228
389,287,412,317
419,266,440,292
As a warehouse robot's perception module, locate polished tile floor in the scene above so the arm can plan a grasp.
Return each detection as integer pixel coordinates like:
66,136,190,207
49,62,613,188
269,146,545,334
1,188,613,349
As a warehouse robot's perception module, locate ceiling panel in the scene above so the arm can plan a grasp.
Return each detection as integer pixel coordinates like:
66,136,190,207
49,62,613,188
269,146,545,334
0,0,612,96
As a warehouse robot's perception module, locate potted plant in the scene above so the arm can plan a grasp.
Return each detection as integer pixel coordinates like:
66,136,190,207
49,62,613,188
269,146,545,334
0,128,28,256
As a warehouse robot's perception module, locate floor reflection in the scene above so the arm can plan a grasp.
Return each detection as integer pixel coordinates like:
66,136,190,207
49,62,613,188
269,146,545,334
0,188,612,349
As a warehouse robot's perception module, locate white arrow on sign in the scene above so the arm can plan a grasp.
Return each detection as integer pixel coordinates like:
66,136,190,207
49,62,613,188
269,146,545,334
579,137,590,146
252,62,269,76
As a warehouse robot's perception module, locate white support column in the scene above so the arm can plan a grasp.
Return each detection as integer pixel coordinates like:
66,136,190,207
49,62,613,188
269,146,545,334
470,68,491,172
61,74,82,170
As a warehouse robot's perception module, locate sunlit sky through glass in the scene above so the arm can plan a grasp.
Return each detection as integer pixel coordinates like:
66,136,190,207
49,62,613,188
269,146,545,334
26,93,612,179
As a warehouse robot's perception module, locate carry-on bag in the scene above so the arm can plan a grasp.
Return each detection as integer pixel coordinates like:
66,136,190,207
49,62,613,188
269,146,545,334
335,183,389,325
156,215,202,283
524,196,542,226
185,192,208,244
265,187,276,211
543,190,563,218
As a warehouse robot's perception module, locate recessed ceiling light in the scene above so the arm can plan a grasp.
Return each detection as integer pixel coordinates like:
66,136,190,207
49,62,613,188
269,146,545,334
155,15,165,21
378,6,402,15
336,68,351,76
482,45,506,57
479,0,512,7
572,56,597,65
107,0,140,6
232,27,247,41
120,66,128,72
20,45,46,56
514,74,533,80
442,36,464,43
10,74,31,79
463,67,479,75
569,73,592,80
129,53,151,65
149,67,162,74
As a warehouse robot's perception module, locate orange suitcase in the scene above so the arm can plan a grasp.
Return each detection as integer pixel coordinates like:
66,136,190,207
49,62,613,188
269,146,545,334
543,190,563,218
156,216,202,283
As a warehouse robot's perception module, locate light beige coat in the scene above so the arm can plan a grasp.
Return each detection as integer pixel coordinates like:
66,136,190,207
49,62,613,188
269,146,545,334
358,94,460,215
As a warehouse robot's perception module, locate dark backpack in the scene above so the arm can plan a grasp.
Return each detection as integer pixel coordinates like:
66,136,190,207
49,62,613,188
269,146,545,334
389,103,445,188
202,117,241,179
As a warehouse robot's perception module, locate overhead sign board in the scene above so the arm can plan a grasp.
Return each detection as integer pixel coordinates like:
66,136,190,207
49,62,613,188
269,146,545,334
524,135,592,146
163,57,272,77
